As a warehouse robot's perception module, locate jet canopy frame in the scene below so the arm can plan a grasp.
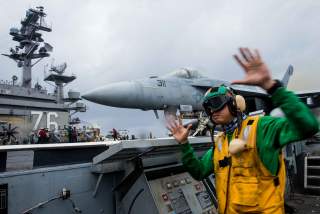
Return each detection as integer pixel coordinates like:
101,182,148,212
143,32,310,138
165,68,204,79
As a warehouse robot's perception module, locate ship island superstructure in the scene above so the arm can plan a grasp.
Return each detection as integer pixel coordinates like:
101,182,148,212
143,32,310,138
0,6,86,144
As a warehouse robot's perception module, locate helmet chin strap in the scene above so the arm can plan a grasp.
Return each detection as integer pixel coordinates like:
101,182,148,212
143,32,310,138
236,111,243,138
209,123,216,155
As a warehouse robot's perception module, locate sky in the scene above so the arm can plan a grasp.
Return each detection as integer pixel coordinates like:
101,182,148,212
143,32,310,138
0,0,319,137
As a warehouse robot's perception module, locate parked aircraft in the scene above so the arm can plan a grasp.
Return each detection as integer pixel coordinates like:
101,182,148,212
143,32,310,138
82,66,295,119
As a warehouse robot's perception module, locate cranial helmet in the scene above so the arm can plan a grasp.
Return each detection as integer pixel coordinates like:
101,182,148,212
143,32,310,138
202,85,246,116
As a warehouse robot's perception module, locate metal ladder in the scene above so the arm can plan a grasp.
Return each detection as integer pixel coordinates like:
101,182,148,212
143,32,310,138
304,156,320,189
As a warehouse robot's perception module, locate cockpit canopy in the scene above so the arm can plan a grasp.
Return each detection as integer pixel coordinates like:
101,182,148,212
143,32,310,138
165,68,204,79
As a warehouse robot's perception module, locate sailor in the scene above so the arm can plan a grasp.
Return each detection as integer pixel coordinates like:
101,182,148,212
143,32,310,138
112,128,118,141
38,128,47,144
167,48,319,214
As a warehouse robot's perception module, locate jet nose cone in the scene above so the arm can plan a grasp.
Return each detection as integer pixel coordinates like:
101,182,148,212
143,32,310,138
81,91,97,102
82,81,141,108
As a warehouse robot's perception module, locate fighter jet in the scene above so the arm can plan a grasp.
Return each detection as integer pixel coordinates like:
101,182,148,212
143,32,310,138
82,66,294,119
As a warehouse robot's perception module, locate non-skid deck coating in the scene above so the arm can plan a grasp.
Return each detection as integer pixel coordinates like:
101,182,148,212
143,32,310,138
286,193,320,213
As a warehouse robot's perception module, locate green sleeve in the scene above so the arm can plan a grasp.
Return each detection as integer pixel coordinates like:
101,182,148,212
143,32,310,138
257,87,319,175
181,143,213,180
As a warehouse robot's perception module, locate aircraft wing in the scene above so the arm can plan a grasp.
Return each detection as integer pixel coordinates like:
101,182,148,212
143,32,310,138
190,79,229,89
230,84,267,96
296,90,320,108
191,79,267,96
296,90,320,97
190,65,295,97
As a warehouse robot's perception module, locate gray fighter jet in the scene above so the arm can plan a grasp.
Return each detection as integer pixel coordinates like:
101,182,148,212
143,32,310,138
82,67,295,119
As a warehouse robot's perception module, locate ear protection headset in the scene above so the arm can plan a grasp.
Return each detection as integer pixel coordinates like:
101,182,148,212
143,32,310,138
229,91,246,116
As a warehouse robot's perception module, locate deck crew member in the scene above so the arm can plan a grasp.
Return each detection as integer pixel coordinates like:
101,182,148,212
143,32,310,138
167,48,319,214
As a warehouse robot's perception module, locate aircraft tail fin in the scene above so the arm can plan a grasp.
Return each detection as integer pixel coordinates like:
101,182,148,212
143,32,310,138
281,65,294,88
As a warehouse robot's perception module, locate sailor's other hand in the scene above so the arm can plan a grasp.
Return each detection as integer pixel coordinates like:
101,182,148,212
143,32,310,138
166,117,192,144
232,47,276,91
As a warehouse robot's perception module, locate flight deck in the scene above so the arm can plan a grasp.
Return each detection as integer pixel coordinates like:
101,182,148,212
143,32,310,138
0,137,218,214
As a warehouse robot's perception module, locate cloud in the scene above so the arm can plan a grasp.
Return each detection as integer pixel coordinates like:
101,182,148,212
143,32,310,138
0,0,319,136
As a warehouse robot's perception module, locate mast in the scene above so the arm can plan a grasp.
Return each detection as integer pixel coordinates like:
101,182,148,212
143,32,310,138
2,6,53,88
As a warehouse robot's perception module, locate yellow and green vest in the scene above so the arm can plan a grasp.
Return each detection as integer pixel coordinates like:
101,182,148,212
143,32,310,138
213,116,286,214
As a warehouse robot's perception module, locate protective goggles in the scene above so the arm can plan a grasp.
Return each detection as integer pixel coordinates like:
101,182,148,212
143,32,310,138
203,95,230,114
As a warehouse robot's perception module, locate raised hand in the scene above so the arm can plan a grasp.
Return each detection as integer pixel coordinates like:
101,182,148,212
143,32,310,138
166,116,192,144
232,47,275,90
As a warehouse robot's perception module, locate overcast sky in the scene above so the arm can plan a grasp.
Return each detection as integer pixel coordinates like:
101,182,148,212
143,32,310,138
0,1,319,137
